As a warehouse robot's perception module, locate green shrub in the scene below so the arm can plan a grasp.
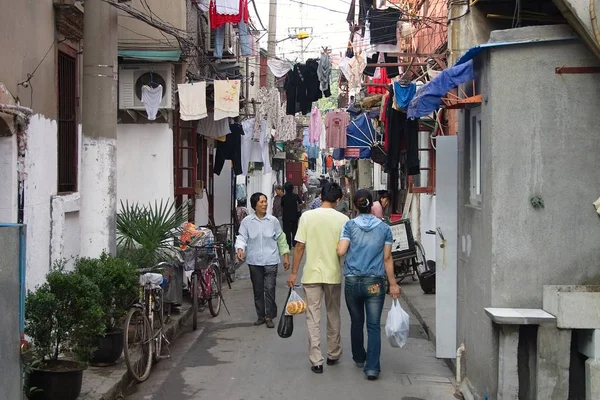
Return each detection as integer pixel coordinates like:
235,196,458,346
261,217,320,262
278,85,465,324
75,253,138,332
25,264,105,364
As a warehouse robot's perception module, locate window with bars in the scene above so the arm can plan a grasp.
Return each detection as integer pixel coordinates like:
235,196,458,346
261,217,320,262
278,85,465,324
57,50,78,193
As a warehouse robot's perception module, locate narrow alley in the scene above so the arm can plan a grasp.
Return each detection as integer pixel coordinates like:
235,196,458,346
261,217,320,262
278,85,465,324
124,268,455,400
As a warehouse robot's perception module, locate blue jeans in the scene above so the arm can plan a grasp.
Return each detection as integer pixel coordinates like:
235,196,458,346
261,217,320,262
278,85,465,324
344,276,386,377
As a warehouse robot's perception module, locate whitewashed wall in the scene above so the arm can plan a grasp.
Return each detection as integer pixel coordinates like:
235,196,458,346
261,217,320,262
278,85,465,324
116,123,174,206
23,115,58,290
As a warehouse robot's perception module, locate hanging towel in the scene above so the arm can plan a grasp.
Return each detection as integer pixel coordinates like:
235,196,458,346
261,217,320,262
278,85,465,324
141,85,163,120
215,0,239,15
214,80,241,120
393,81,416,110
177,82,207,121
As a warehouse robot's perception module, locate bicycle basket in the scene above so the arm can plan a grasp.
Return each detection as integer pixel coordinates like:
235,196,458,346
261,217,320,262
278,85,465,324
215,226,229,244
193,246,216,270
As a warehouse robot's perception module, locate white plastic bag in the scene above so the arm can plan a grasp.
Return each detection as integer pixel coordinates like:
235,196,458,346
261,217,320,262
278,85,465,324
284,287,307,315
385,299,410,348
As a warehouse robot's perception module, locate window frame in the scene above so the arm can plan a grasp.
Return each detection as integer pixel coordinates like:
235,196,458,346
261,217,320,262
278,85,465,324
469,107,482,205
56,44,79,194
409,125,436,194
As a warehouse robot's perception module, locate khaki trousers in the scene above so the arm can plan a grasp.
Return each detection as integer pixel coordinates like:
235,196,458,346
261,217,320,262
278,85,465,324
303,284,342,366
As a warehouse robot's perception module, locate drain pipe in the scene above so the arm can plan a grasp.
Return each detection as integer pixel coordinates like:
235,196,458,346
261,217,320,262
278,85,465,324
456,343,466,384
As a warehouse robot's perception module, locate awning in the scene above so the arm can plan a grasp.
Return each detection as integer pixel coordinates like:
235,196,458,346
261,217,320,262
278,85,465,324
118,50,182,62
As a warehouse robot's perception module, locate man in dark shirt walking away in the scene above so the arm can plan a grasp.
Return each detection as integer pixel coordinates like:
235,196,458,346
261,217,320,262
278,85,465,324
272,185,284,227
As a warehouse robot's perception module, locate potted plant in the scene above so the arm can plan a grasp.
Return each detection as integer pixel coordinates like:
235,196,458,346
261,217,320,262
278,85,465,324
75,253,138,366
117,200,191,307
24,265,104,400
116,199,190,269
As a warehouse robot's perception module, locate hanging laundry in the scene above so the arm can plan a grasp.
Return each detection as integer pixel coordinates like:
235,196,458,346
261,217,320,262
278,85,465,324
141,85,163,121
210,0,248,28
302,127,310,147
255,87,280,139
197,112,231,137
214,79,240,120
408,60,474,119
393,81,417,110
210,0,250,58
384,85,420,175
215,0,240,16
325,110,350,149
267,58,293,78
241,118,272,176
177,82,207,121
368,7,401,45
214,123,243,176
284,61,322,115
364,52,399,78
317,53,332,95
309,106,322,144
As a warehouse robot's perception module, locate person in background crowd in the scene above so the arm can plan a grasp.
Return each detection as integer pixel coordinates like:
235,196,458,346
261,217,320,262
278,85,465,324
325,154,334,173
371,191,390,219
281,182,303,248
337,190,401,381
319,175,327,188
236,199,249,225
236,192,290,328
272,185,284,226
335,191,350,216
310,193,322,209
287,183,348,374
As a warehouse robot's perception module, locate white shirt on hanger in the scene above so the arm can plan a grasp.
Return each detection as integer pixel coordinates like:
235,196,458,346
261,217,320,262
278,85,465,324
141,85,163,120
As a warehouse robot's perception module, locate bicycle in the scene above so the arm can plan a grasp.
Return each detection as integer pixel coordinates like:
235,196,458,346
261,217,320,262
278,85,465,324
200,223,240,288
123,263,171,383
188,244,230,331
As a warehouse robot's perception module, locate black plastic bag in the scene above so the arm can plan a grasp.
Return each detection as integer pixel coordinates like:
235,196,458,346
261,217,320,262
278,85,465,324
277,288,294,338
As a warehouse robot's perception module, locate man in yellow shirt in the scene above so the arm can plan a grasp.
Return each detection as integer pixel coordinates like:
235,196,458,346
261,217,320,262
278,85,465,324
287,182,349,374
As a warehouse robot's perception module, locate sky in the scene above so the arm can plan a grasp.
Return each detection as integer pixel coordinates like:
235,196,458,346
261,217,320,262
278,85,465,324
249,0,351,62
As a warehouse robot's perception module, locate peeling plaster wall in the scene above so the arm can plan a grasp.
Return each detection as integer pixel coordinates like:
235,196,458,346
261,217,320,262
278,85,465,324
23,115,58,291
116,123,174,205
50,193,81,270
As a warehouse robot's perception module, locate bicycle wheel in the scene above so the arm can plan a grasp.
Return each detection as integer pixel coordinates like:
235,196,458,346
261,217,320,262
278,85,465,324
123,307,153,383
208,265,222,317
414,241,427,275
192,273,199,331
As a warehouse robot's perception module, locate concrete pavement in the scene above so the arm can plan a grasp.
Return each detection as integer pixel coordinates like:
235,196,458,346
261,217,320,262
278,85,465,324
124,267,457,400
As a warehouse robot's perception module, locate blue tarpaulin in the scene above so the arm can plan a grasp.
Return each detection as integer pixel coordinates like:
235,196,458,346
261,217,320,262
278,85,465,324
407,60,474,119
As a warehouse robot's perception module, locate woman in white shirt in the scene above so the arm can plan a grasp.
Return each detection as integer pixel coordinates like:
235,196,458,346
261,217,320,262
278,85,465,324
236,192,290,328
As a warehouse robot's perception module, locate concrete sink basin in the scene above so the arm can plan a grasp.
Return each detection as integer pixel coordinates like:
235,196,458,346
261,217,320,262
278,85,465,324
543,285,600,329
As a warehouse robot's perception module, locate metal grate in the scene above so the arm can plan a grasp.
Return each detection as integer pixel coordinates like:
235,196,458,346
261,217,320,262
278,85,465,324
57,51,78,193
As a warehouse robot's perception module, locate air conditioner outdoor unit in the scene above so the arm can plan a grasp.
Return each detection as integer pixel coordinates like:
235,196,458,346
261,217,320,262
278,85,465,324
118,63,175,110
